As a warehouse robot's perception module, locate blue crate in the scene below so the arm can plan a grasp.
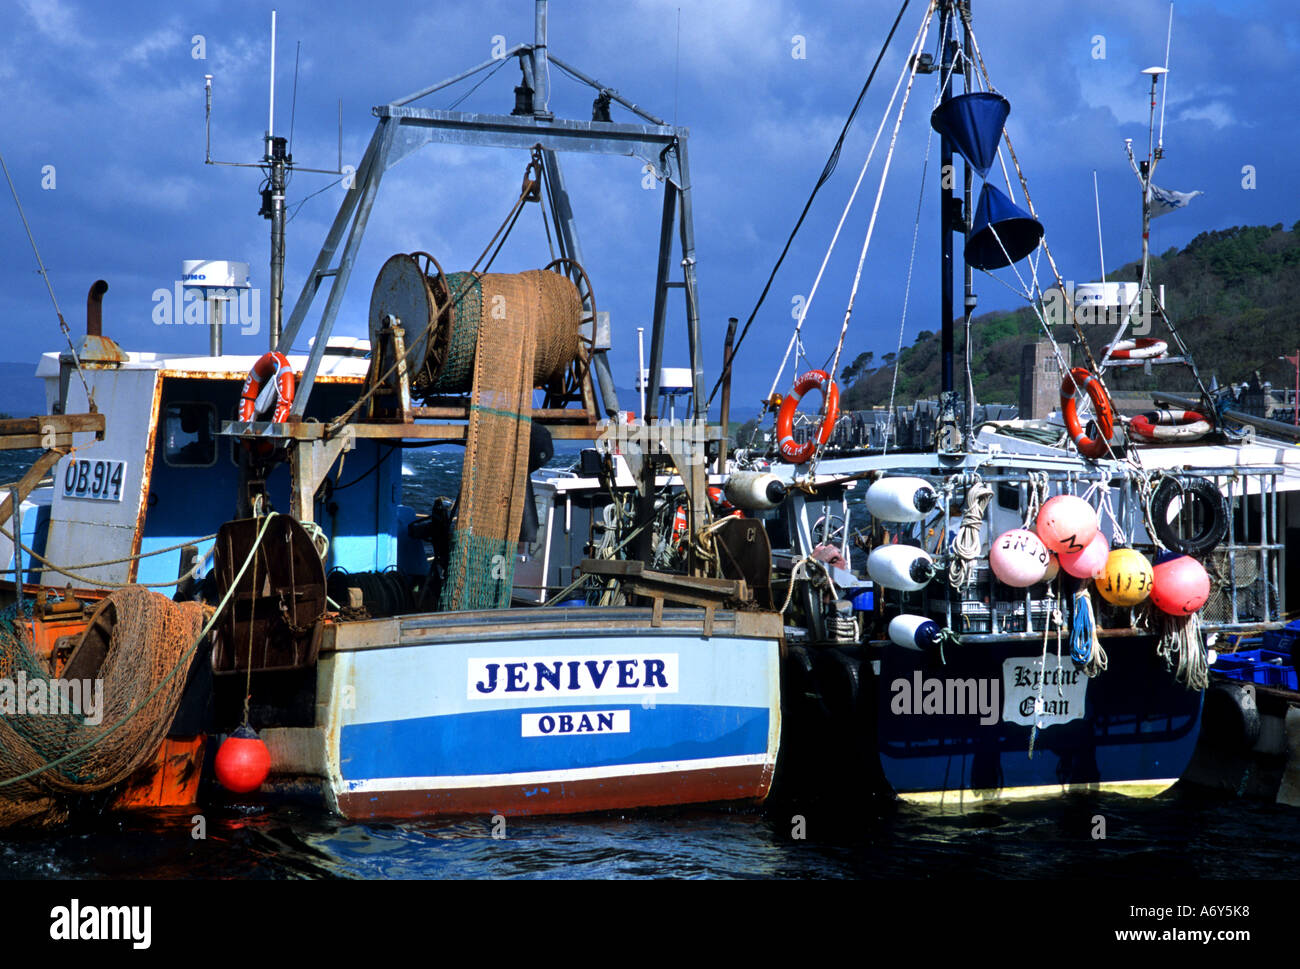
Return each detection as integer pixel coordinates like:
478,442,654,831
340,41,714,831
1212,648,1298,691
1262,618,1299,657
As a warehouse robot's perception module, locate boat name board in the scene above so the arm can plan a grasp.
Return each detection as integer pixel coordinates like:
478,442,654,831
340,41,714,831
59,458,126,502
521,710,631,737
1001,655,1088,727
468,654,679,699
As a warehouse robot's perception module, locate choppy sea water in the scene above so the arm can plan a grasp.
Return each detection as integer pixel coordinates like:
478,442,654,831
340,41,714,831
2,445,1297,881
3,788,1298,880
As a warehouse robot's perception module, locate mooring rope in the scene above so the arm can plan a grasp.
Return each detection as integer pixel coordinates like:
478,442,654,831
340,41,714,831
0,531,219,579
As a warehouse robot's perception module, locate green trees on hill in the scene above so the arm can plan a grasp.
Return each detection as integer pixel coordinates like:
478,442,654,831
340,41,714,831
836,222,1300,408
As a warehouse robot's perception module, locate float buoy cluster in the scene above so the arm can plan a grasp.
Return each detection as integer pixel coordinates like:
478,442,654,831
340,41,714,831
856,471,1222,686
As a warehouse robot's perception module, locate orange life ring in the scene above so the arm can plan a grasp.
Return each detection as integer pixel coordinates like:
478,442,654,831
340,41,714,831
1060,367,1114,460
776,369,839,464
238,351,295,452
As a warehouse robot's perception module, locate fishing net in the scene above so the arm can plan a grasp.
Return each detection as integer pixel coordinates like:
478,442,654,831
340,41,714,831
0,587,204,828
430,271,484,393
440,270,581,610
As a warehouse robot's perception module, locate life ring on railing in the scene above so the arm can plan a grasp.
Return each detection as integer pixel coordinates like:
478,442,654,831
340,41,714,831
1060,367,1114,460
1105,338,1168,360
238,351,295,453
1129,409,1211,444
776,369,839,464
1150,475,1228,556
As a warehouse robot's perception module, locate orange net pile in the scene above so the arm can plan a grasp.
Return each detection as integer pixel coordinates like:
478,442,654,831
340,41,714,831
0,587,204,827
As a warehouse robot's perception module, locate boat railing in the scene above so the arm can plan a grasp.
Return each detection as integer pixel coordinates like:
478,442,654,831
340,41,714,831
836,462,1286,639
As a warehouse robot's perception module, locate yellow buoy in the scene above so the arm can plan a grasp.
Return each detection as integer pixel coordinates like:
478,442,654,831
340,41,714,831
1097,547,1154,607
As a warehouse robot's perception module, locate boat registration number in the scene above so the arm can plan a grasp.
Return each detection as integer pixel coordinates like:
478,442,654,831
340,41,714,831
60,459,126,502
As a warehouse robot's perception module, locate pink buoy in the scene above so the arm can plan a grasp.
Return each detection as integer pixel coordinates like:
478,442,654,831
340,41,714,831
1035,495,1099,555
1150,555,1211,616
1059,532,1109,579
989,528,1051,587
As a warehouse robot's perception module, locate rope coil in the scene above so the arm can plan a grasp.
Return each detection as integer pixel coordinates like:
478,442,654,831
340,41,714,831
948,481,993,589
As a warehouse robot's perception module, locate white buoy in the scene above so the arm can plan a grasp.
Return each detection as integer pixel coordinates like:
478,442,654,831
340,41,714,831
889,614,941,651
864,476,938,522
723,471,787,511
867,544,935,591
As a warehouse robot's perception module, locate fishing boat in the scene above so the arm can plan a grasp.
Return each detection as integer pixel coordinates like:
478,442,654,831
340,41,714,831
720,0,1288,807
0,2,783,824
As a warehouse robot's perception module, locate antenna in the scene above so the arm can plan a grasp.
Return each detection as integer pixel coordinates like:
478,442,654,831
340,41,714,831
268,9,276,151
201,10,346,352
1158,2,1174,150
204,74,213,163
289,41,301,154
1093,170,1106,283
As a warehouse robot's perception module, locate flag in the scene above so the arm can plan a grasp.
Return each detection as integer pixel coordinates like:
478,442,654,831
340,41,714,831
1150,183,1203,218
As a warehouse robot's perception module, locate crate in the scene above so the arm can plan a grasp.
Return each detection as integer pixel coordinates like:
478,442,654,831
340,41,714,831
1262,619,1299,657
1212,648,1299,691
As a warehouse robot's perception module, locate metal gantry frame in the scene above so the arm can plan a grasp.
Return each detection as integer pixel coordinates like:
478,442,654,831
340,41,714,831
275,1,705,428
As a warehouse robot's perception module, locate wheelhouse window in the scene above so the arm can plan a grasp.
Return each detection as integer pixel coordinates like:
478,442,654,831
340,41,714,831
163,402,218,467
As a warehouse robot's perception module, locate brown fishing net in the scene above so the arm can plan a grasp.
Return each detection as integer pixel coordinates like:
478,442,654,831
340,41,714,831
0,587,204,828
440,270,581,610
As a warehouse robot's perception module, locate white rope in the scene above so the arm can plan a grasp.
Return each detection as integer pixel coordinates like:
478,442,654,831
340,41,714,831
1028,587,1065,760
976,215,1132,464
1023,470,1049,527
810,5,937,474
878,12,952,459
764,1,938,406
947,480,993,589
780,554,815,614
882,127,937,458
1158,611,1209,691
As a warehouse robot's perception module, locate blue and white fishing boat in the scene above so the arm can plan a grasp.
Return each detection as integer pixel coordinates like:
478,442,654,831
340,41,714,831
2,2,784,823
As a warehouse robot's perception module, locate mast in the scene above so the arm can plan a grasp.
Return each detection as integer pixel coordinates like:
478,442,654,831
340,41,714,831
960,1,976,445
1136,66,1166,294
938,0,955,398
266,10,286,350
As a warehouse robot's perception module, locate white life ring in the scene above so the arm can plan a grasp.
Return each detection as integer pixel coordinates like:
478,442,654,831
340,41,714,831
1128,409,1211,443
1105,338,1168,360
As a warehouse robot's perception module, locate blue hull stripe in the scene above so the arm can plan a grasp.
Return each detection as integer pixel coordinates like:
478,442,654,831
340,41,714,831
340,704,770,780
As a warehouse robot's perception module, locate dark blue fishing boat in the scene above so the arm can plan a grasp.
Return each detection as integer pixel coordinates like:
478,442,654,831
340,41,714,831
724,0,1286,806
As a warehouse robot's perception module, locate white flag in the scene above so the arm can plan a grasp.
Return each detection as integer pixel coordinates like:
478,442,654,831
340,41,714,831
1150,183,1203,218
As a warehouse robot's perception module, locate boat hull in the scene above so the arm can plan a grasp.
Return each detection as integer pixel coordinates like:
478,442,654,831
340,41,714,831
316,607,783,819
873,634,1203,806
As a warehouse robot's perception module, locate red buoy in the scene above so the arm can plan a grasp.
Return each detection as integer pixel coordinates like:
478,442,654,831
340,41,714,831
1150,555,1211,616
215,725,271,793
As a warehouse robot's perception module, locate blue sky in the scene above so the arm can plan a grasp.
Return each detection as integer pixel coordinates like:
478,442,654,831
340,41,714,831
2,0,1296,417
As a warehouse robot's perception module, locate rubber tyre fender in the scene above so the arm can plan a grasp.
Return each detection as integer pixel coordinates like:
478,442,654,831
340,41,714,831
1203,679,1261,751
1150,476,1228,556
